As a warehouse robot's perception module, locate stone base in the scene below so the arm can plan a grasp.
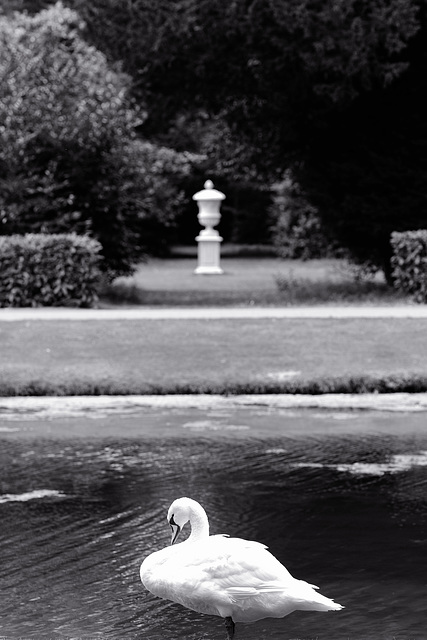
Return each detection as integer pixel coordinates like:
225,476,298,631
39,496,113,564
195,233,223,275
194,265,224,275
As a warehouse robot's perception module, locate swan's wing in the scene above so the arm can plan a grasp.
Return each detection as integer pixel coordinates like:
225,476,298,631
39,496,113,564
143,535,305,591
225,581,318,600
190,535,297,587
201,538,336,603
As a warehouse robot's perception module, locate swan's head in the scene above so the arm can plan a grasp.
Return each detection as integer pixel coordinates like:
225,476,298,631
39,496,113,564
167,497,202,545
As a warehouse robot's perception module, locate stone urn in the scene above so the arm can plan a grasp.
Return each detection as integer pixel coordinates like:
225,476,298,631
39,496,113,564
192,180,225,275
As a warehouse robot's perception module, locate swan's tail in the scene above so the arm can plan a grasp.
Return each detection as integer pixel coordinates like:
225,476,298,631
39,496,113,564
298,595,344,612
254,580,344,612
293,583,344,612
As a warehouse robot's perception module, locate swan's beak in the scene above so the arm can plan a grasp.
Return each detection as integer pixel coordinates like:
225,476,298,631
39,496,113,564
169,514,181,545
170,523,181,545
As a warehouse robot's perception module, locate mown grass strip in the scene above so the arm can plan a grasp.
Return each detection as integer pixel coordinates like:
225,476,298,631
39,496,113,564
1,317,426,397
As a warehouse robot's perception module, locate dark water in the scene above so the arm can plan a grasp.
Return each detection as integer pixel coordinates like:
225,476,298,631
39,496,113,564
0,404,426,639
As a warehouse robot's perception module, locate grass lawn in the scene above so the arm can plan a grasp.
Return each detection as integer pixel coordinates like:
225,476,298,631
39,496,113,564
1,317,426,396
101,256,410,307
1,254,424,396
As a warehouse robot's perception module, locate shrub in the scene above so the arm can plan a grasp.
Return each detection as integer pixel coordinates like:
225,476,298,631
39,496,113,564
0,234,102,307
391,230,427,302
127,140,203,256
0,3,200,276
270,172,342,259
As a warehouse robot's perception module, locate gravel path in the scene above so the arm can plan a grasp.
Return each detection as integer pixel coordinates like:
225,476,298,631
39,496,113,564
1,305,427,320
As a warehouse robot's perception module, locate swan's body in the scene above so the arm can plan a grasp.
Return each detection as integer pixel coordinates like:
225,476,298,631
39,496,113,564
140,497,343,638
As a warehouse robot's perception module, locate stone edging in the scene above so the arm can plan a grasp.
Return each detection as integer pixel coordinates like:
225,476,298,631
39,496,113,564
1,393,427,419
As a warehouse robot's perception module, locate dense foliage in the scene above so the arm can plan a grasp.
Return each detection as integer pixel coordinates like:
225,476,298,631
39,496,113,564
0,233,102,307
0,3,199,276
391,230,427,302
1,0,426,273
55,1,418,147
270,171,342,260
61,0,427,273
297,26,427,279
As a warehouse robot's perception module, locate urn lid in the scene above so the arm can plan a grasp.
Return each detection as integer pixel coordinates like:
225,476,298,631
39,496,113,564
192,180,226,201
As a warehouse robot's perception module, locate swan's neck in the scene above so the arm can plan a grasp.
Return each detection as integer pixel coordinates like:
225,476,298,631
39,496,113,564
188,503,209,542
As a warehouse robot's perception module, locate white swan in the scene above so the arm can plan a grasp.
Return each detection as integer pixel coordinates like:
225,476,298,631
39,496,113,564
140,497,343,639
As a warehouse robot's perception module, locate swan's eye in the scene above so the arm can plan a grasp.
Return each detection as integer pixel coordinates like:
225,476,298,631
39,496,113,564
169,514,177,526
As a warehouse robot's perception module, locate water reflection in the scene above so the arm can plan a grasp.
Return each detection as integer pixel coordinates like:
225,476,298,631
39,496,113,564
0,406,426,639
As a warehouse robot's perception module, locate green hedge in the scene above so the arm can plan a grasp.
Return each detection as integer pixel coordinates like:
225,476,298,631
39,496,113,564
0,234,102,307
391,230,427,302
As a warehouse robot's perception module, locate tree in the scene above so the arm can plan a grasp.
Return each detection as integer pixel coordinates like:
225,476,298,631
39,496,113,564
63,0,423,274
53,1,416,156
294,2,427,279
3,0,424,274
0,2,199,276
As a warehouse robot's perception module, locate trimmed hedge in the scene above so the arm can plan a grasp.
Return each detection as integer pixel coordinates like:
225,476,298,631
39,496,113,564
0,234,102,307
391,230,427,303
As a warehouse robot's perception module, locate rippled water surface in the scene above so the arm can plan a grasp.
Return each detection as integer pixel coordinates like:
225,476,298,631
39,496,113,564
0,403,426,639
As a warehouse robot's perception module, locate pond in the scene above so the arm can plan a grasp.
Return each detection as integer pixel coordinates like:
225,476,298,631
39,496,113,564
0,399,426,639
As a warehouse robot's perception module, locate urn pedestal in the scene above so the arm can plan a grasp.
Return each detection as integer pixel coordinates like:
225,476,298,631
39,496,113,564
193,180,225,275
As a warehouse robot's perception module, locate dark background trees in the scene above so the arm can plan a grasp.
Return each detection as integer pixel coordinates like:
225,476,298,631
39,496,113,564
297,18,427,280
1,0,426,277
